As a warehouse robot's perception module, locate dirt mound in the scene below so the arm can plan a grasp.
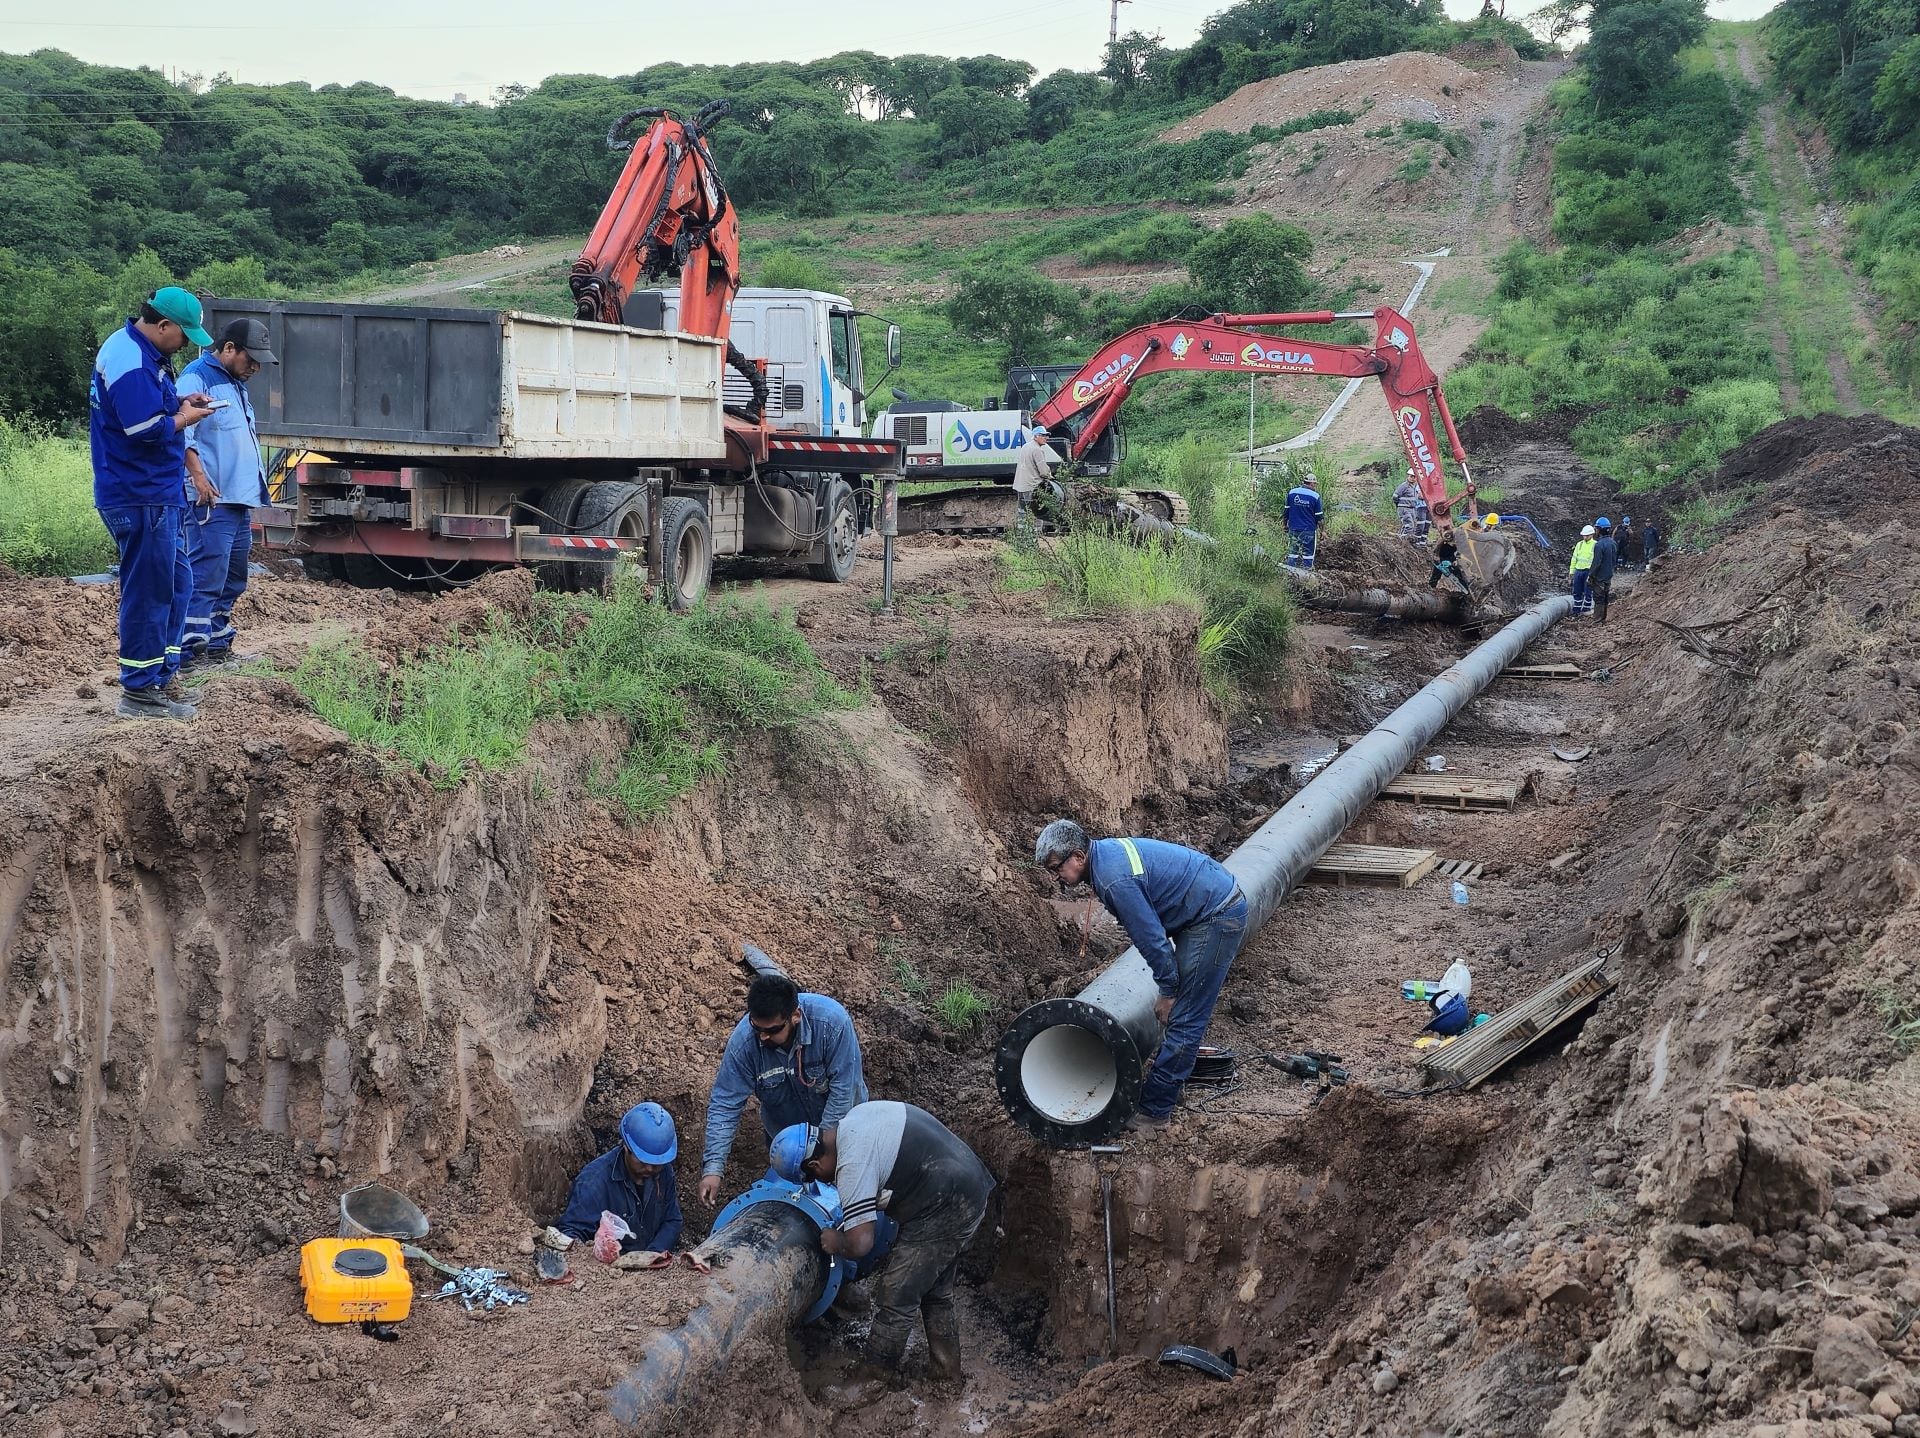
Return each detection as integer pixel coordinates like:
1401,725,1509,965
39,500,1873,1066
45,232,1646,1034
1163,51,1489,141
1706,413,1920,520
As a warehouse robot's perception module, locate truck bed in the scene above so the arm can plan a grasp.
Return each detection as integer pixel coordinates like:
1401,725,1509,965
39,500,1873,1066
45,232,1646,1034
206,298,727,462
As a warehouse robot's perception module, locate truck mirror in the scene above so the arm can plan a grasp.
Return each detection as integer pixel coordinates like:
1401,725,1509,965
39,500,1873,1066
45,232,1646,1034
885,324,901,369
984,398,998,410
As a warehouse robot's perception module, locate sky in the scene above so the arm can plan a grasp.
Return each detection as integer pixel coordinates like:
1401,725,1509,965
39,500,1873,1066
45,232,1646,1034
5,0,1784,103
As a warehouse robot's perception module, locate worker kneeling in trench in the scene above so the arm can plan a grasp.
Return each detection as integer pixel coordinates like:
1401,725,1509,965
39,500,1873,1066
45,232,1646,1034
772,1101,995,1404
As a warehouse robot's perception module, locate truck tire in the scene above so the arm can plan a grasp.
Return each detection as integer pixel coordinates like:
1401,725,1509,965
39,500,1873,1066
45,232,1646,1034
532,477,598,592
301,553,348,584
807,479,859,584
571,480,648,592
658,496,712,611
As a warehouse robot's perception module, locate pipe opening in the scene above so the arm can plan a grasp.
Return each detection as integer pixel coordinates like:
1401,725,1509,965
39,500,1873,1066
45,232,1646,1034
1019,1022,1118,1124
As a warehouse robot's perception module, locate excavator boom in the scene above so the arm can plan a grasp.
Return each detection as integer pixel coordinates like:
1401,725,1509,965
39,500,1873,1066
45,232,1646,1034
570,101,740,345
1030,306,1471,525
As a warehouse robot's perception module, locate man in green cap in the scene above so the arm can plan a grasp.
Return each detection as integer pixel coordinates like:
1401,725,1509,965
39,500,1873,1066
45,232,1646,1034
90,286,219,720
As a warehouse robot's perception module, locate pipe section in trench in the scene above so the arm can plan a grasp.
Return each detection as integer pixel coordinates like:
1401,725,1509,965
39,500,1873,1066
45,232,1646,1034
995,593,1576,1145
607,1202,828,1427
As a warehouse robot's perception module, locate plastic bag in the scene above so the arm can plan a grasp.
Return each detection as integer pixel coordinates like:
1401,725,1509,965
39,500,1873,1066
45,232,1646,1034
593,1210,633,1265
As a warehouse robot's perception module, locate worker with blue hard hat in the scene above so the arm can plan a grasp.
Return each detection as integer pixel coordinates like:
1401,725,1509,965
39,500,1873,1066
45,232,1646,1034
1589,516,1619,624
772,1100,994,1399
552,1101,684,1267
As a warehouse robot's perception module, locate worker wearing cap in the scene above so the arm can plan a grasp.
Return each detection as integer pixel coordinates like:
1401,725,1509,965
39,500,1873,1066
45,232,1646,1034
1616,515,1638,569
1589,517,1618,623
697,971,867,1209
554,1102,684,1265
1284,475,1325,568
1011,424,1060,530
181,318,277,668
1034,820,1246,1131
1392,469,1428,545
1570,525,1596,615
90,286,219,720
772,1101,994,1394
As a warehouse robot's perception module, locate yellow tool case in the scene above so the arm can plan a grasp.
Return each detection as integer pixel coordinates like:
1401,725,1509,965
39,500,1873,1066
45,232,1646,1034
299,1237,414,1323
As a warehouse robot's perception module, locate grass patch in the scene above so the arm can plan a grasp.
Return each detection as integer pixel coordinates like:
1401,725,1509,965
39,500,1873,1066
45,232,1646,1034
284,578,852,815
934,982,990,1034
1395,149,1434,184
1874,987,1920,1055
0,422,114,577
1079,213,1206,267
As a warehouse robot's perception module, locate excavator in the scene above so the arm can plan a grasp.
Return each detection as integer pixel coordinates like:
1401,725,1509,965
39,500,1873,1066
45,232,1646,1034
883,305,1476,539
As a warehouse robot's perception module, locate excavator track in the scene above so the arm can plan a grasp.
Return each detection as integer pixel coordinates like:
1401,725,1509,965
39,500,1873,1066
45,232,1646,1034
896,484,1191,538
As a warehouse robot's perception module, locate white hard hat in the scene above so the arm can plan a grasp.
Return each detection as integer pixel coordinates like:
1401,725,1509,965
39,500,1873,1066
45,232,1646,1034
1580,524,1596,537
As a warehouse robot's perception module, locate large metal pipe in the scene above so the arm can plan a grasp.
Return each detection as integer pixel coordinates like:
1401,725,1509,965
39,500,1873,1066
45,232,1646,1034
607,1201,829,1426
994,594,1576,1144
1299,583,1464,622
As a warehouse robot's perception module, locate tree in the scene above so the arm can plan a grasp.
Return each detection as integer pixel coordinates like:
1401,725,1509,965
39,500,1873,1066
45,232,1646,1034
1026,69,1105,140
1875,35,1920,136
1102,31,1172,99
1584,0,1708,113
927,86,1028,160
0,166,91,265
1187,214,1313,312
956,55,1035,96
728,111,877,214
880,54,958,118
944,267,1083,365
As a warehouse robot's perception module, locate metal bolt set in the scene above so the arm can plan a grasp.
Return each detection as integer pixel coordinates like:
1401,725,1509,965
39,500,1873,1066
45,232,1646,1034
431,1267,531,1313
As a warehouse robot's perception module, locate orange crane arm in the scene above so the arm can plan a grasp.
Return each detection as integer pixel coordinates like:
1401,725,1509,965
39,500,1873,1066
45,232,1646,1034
1030,306,1472,525
569,100,740,345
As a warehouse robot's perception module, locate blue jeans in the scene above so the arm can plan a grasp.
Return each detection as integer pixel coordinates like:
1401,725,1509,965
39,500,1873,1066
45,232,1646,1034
98,504,190,691
1139,894,1248,1117
185,504,253,654
1570,569,1591,612
1286,526,1318,569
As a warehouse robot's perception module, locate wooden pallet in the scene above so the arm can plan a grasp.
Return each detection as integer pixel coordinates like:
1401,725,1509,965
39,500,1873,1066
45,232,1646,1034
1306,844,1438,889
1378,773,1522,811
1502,661,1583,681
1417,955,1617,1090
1434,857,1484,882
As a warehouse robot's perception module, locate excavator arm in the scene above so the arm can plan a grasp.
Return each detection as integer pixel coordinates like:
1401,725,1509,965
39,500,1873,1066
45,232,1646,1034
1030,305,1472,526
570,100,741,344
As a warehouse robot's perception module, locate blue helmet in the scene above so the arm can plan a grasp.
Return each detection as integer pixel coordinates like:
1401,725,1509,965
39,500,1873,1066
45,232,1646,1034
769,1123,819,1182
1594,516,1612,531
620,1102,678,1165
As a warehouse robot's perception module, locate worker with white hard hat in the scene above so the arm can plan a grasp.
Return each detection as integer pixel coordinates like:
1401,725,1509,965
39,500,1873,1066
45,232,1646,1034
1570,524,1597,615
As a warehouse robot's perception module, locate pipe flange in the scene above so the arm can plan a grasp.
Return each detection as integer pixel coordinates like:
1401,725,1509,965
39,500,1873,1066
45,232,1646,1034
710,1180,849,1324
994,998,1144,1146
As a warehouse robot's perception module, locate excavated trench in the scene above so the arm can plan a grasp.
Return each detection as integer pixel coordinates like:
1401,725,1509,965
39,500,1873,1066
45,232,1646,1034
6,477,1775,1438
0,559,1548,1438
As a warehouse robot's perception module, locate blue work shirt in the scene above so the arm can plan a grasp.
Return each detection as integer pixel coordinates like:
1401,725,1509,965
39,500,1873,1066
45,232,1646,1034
1089,837,1239,997
90,322,188,508
701,992,867,1178
555,1147,683,1253
1590,535,1619,583
1284,485,1324,535
181,353,268,507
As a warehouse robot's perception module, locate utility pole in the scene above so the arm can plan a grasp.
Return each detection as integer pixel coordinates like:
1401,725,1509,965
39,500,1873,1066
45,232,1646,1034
1109,0,1131,51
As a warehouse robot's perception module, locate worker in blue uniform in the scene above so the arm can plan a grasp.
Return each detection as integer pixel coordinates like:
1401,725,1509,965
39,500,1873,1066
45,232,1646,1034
1283,475,1326,568
181,318,276,667
90,286,219,720
1035,820,1248,1131
697,970,867,1207
554,1102,684,1267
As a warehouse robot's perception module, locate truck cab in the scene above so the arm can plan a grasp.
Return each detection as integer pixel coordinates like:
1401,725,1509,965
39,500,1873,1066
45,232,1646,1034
641,287,869,437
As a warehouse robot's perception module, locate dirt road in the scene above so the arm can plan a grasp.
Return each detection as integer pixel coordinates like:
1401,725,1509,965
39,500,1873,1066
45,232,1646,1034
350,238,579,304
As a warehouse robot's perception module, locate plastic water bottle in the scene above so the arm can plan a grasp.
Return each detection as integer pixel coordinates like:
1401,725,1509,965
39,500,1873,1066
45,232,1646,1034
1451,881,1470,906
1401,979,1443,1002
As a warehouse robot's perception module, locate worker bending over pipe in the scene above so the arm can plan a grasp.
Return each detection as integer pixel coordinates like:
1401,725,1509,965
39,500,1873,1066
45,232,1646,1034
771,1101,994,1405
1034,822,1248,1132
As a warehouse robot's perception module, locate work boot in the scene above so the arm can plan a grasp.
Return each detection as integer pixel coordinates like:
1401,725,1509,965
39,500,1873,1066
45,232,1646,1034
1126,1111,1172,1134
826,1364,896,1410
117,687,198,721
923,1307,963,1384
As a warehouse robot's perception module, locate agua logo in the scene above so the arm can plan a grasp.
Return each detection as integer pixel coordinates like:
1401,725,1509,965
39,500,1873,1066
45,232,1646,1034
1070,352,1135,403
1239,342,1315,369
945,419,1027,456
1398,405,1437,480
